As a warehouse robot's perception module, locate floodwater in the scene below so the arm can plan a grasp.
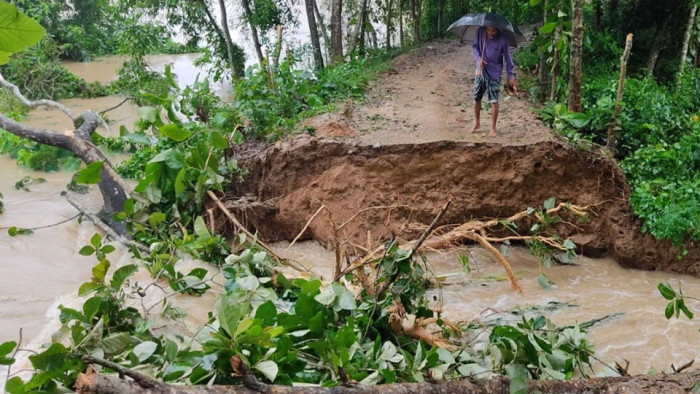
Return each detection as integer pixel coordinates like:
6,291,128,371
1,53,699,383
276,242,700,376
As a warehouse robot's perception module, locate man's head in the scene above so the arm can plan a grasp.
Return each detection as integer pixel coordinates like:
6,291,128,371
485,25,499,38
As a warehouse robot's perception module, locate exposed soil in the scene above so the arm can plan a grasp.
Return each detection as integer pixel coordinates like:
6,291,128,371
226,137,700,275
216,40,700,276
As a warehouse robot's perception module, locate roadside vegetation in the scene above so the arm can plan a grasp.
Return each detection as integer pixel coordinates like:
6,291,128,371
0,0,699,392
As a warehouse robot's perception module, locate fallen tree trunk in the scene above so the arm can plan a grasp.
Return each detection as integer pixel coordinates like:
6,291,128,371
0,73,134,235
75,368,699,394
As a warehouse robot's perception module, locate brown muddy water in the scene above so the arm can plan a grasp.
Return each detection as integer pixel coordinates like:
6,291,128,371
1,55,699,382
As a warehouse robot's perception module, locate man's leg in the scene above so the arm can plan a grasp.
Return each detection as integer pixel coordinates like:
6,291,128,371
469,100,481,133
489,101,499,137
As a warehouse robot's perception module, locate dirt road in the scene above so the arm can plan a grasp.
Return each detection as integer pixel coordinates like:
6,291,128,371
308,39,553,145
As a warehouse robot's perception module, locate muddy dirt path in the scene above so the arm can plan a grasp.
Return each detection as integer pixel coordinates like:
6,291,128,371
307,39,552,145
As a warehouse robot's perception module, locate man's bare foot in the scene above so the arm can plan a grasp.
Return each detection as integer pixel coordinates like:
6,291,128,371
488,128,498,138
468,123,480,133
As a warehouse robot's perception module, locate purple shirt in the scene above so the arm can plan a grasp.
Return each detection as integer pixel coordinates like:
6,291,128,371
472,27,515,81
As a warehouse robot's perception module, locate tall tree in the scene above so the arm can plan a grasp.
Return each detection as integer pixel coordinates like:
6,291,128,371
216,0,241,78
313,0,332,61
537,0,549,98
240,0,266,68
399,0,404,47
385,0,393,50
358,0,369,56
331,0,344,63
408,0,421,42
646,13,670,78
305,0,325,69
677,4,698,86
568,0,584,112
549,1,562,102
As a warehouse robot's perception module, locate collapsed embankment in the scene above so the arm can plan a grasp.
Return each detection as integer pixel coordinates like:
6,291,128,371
219,136,700,276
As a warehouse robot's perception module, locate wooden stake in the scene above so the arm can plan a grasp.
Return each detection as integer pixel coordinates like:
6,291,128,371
606,34,633,155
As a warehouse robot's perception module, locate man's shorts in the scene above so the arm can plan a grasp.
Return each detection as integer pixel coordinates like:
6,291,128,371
473,76,500,103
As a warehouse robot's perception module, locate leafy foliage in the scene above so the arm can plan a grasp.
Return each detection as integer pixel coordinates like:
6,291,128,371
658,282,694,320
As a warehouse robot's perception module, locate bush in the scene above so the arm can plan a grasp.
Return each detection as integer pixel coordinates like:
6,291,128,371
513,44,539,73
1,37,108,100
622,125,700,244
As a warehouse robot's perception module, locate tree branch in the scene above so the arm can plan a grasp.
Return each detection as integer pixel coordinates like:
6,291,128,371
0,73,78,122
80,356,166,390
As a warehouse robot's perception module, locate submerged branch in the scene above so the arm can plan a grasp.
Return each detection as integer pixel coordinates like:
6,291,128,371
0,72,78,122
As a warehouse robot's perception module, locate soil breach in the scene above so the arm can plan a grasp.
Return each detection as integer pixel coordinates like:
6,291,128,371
222,136,699,276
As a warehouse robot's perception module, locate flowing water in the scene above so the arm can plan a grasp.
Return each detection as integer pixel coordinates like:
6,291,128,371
1,54,699,382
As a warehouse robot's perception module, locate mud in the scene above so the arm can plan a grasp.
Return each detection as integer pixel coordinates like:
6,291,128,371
221,136,700,276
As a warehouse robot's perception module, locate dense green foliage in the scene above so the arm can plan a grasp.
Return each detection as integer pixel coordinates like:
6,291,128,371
521,0,700,247
10,0,191,61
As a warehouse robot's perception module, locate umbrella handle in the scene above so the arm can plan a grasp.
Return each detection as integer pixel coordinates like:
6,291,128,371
478,30,487,76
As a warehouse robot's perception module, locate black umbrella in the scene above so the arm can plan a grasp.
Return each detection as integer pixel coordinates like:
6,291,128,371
446,13,526,48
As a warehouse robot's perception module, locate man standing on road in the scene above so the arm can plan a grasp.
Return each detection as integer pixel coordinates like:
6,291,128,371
469,25,516,138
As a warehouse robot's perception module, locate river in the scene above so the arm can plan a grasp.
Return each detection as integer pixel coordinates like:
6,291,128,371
1,53,699,382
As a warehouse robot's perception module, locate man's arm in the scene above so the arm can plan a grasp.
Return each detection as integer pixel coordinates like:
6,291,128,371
504,42,515,83
472,27,483,60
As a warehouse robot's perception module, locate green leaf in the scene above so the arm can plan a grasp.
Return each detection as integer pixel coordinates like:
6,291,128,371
82,296,103,320
92,259,111,283
665,302,674,319
0,340,16,358
658,282,676,300
164,340,178,362
174,168,186,195
28,343,68,371
149,212,167,227
543,197,556,210
90,233,102,248
314,285,336,306
5,376,25,393
208,131,229,149
459,254,471,274
101,332,133,355
133,341,157,362
150,149,184,169
137,106,159,123
110,264,138,291
7,226,16,236
255,300,278,326
78,282,102,296
159,124,191,142
121,132,151,145
79,246,95,256
76,162,103,184
0,2,46,57
563,239,576,250
193,216,211,240
216,293,250,337
0,340,16,365
164,64,178,89
100,245,116,254
505,363,529,394
680,303,694,319
254,360,278,382
529,0,542,5
334,282,357,311
539,22,557,35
